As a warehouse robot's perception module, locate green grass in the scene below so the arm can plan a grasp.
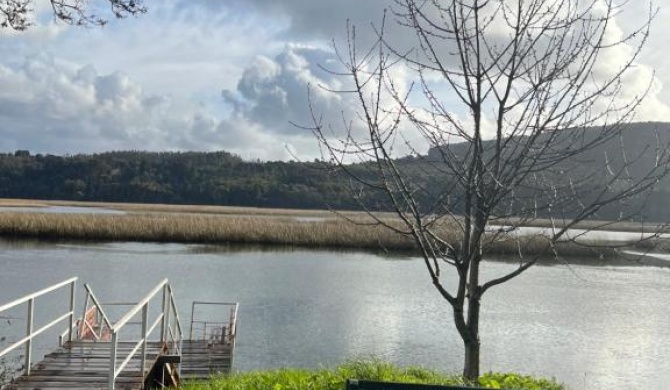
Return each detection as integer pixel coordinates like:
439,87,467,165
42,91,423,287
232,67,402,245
180,360,565,390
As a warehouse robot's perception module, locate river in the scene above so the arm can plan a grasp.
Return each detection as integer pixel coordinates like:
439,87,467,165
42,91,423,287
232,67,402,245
0,239,669,389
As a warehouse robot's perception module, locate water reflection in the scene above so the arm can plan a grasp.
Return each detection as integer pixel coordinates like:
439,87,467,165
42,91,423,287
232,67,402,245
0,240,669,389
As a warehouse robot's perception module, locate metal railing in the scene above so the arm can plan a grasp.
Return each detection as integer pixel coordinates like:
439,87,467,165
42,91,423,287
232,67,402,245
0,277,77,377
189,301,238,343
107,279,182,390
59,283,114,345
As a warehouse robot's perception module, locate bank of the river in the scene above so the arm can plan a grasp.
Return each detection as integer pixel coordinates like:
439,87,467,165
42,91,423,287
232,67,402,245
181,360,565,390
0,198,664,259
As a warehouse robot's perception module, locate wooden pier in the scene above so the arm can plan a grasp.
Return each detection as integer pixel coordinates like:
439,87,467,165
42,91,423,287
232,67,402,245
0,278,238,390
180,340,233,381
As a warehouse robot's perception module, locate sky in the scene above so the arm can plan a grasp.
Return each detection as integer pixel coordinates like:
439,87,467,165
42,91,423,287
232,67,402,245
1,0,670,161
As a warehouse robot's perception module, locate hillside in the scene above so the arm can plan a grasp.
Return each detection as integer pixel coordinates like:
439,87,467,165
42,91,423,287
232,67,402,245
1,122,670,222
0,150,357,210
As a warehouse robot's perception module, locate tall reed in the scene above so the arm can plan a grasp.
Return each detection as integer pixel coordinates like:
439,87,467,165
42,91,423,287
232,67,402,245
0,211,623,258
0,212,413,250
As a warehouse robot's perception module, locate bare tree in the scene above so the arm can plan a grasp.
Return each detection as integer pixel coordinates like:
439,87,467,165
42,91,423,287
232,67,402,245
309,0,669,381
1,0,145,30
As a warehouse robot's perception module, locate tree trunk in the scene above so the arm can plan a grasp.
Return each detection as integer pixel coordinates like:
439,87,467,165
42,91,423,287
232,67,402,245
463,336,481,382
463,285,482,382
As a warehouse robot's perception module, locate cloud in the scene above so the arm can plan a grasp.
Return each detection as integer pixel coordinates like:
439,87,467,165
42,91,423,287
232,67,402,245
219,45,352,159
1,0,668,161
223,45,347,134
189,0,388,41
1,0,285,99
0,53,228,154
219,43,438,161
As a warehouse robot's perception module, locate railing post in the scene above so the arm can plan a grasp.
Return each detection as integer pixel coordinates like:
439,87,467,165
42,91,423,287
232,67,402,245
160,284,168,344
108,332,118,390
68,279,76,343
141,304,148,376
24,298,34,376
80,290,90,340
164,299,171,347
189,301,195,340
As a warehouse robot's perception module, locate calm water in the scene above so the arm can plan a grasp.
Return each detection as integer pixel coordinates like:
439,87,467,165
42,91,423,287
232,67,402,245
0,239,669,390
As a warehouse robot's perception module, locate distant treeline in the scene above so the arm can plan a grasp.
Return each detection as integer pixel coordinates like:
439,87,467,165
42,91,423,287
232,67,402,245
0,150,361,210
2,122,670,222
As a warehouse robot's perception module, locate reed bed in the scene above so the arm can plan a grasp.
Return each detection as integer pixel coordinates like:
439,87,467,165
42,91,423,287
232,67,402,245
497,216,670,234
0,198,385,219
0,210,625,258
0,212,414,250
0,198,48,207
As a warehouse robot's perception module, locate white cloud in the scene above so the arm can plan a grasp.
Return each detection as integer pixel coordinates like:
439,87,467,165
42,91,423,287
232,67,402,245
219,45,356,160
0,0,668,160
0,53,228,154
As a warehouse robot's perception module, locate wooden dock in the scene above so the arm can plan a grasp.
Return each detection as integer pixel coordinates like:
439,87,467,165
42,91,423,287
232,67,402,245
180,340,233,381
0,278,238,390
6,341,164,390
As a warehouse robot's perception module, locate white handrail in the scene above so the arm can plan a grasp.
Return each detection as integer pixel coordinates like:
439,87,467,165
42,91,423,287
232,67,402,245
0,277,77,312
0,277,77,377
111,279,167,332
84,284,113,331
107,279,181,390
0,312,72,357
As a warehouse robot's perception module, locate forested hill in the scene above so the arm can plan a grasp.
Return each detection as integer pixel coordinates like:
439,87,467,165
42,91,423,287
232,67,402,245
0,150,357,210
2,121,670,221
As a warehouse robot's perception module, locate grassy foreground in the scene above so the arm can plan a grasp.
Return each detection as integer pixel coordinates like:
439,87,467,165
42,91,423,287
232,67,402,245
181,360,565,390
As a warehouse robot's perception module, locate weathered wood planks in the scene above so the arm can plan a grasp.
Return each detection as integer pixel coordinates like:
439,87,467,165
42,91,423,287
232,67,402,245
179,340,233,381
5,339,234,389
5,341,163,390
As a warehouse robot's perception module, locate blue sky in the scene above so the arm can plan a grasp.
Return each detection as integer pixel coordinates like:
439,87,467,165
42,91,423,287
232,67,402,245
0,0,669,160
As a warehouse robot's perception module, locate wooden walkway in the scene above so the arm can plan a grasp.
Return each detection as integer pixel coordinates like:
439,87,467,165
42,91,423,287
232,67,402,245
6,340,235,389
6,341,164,390
0,278,238,390
180,340,233,381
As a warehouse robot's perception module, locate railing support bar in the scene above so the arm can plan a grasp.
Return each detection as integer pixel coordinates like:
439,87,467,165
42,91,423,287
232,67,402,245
24,298,34,376
189,301,195,340
81,291,91,339
68,279,76,343
84,284,113,332
160,285,167,344
141,304,148,377
108,332,118,390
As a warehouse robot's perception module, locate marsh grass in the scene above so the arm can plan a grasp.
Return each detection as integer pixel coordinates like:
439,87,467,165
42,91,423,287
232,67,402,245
180,359,565,390
0,212,415,250
0,198,387,219
497,217,670,234
0,198,639,257
0,199,47,207
0,210,621,258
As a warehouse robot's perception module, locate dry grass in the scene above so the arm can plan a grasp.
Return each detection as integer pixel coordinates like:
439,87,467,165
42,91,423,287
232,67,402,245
484,234,620,258
0,198,385,219
0,211,618,258
0,212,415,250
0,198,636,257
0,198,48,207
497,216,670,234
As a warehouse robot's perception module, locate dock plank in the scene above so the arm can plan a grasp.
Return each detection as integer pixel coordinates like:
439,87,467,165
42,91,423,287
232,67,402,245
5,341,165,390
179,340,233,381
